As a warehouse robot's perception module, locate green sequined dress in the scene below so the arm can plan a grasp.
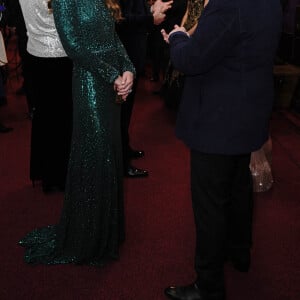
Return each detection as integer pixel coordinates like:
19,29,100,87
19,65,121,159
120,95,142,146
19,0,135,265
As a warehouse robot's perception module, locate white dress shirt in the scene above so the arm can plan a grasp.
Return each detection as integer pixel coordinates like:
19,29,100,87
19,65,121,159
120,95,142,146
19,0,67,57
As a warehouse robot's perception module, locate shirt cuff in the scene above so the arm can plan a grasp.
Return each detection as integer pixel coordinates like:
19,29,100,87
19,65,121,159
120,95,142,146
169,31,190,40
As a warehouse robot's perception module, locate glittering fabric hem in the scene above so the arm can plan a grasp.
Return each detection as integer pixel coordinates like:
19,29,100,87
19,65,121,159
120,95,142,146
19,225,119,266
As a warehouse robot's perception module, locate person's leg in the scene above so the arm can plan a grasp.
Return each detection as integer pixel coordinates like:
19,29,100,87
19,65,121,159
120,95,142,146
165,151,232,300
192,151,252,292
28,54,43,182
149,28,163,82
39,57,72,192
121,78,138,168
23,50,36,118
121,77,148,178
191,151,234,298
227,154,253,271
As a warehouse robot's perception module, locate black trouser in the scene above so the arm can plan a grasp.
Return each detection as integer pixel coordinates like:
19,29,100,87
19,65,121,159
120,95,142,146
190,150,253,295
118,31,148,169
121,78,139,169
148,27,170,80
28,54,73,186
22,50,35,112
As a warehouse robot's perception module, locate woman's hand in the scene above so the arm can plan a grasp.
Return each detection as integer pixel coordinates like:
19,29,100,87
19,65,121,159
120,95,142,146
114,71,134,101
121,71,134,90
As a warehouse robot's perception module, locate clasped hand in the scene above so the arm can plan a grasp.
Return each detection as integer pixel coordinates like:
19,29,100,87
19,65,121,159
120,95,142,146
114,71,134,101
161,25,189,44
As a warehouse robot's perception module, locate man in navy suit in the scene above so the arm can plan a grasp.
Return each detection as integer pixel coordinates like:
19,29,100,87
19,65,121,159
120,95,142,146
161,0,282,299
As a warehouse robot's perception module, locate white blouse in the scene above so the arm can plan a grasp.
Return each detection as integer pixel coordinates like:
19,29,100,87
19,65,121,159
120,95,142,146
19,0,67,58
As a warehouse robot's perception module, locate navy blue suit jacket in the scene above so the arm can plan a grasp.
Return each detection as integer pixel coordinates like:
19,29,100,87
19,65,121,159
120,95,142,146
169,0,282,154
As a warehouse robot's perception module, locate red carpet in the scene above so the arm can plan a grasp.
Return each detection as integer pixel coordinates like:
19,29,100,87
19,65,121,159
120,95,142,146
1,39,300,300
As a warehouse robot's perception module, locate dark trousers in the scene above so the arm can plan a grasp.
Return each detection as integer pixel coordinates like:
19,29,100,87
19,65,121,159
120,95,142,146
190,150,253,295
121,77,138,168
28,54,73,187
148,27,170,80
22,50,35,112
118,32,148,169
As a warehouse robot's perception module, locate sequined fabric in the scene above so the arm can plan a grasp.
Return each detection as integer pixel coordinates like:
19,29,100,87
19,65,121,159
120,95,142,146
19,0,67,57
184,0,203,31
19,0,135,265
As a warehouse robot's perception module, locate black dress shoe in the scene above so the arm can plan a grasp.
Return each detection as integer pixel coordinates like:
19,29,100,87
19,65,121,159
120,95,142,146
165,284,202,300
129,149,145,159
124,165,148,178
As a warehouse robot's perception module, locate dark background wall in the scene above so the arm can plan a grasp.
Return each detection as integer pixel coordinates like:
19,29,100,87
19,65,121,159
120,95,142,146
279,0,300,65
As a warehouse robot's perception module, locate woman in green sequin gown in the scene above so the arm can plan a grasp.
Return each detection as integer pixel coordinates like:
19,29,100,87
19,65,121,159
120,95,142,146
19,0,135,265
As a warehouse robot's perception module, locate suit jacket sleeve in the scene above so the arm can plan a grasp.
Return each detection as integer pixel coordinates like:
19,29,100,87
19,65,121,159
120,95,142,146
168,5,239,75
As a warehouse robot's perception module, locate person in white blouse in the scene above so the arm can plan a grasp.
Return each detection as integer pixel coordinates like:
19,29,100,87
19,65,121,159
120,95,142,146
19,0,73,193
